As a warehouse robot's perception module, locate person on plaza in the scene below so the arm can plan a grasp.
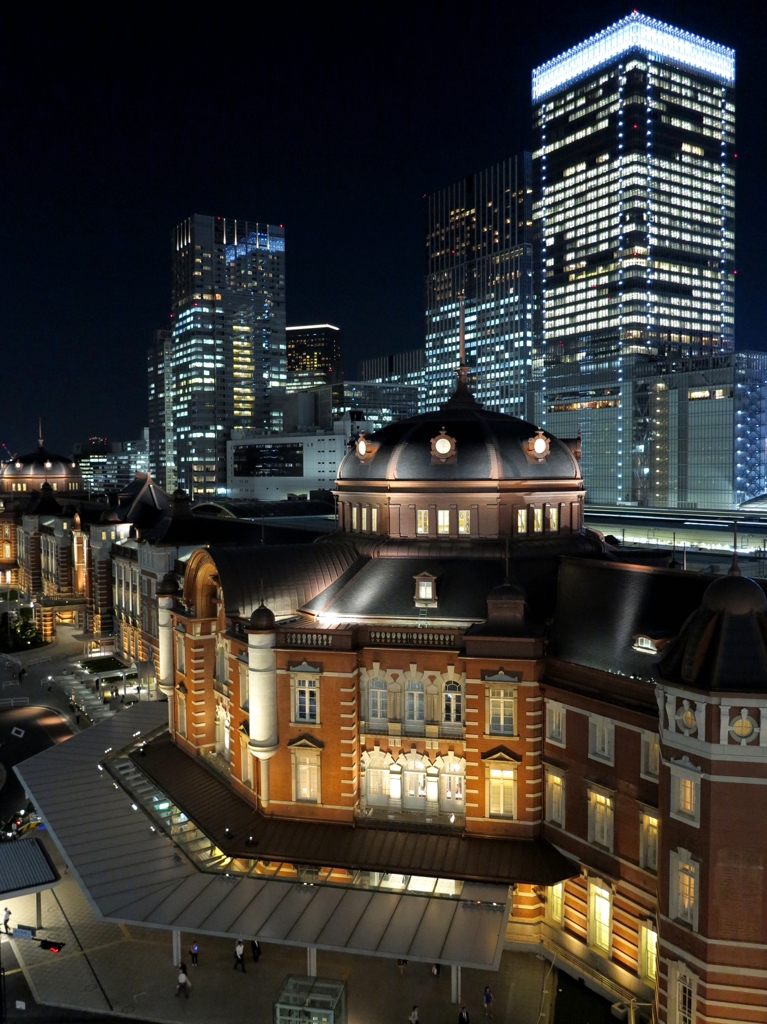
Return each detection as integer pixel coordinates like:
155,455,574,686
431,963,440,976
483,985,493,1018
408,1007,419,1024
189,940,199,966
233,938,246,971
397,958,407,977
175,966,191,998
458,1007,470,1024
3,908,10,934
251,939,260,962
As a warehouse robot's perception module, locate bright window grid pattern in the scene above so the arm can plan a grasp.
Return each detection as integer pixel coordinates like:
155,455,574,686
296,680,317,722
489,768,515,817
489,689,515,734
548,773,564,823
678,859,696,923
532,12,735,102
369,680,387,721
590,884,612,952
592,793,612,845
295,753,319,802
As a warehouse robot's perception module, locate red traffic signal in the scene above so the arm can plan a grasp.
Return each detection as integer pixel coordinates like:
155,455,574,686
39,940,65,953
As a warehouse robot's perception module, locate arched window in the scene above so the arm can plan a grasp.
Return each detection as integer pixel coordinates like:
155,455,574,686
364,752,391,808
405,681,424,734
440,761,465,812
443,681,462,727
402,758,428,810
215,641,227,684
368,678,388,725
215,706,231,761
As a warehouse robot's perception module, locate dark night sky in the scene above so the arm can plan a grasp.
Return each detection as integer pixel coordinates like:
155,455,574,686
2,1,766,454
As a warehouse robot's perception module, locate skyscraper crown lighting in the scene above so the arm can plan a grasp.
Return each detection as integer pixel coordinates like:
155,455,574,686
532,12,735,101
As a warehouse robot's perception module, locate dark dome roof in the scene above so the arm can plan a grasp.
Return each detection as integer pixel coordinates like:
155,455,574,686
337,396,579,483
156,573,180,597
2,446,80,481
249,603,276,631
702,573,767,615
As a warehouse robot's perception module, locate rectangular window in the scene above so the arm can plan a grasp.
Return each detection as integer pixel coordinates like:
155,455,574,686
589,882,612,954
588,715,615,765
371,507,378,532
296,679,318,723
677,975,694,1024
488,767,516,818
671,771,700,826
437,510,450,535
533,507,543,533
546,701,566,746
489,687,515,735
295,752,320,803
369,683,388,722
640,924,658,983
367,767,390,805
175,634,186,674
546,770,565,827
417,509,429,534
361,506,368,531
177,695,187,738
517,508,528,533
641,732,660,780
678,858,696,926
241,746,253,787
641,813,659,872
588,790,614,851
417,581,433,600
351,506,358,531
458,510,470,535
548,882,564,925
549,506,559,532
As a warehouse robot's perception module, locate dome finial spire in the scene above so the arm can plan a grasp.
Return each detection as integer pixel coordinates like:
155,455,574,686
38,417,43,449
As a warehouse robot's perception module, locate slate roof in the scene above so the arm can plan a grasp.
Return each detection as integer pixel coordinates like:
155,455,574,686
133,734,578,887
0,837,59,896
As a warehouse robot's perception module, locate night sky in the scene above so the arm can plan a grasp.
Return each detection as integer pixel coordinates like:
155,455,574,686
2,1,765,455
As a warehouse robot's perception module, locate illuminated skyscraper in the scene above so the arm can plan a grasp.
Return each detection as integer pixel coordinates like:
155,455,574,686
286,324,341,390
424,156,534,413
147,329,175,491
532,13,736,503
170,215,286,498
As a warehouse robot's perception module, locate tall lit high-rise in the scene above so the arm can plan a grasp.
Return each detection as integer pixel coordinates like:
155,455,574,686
286,324,341,390
531,13,736,503
147,329,175,491
424,156,534,412
170,215,286,497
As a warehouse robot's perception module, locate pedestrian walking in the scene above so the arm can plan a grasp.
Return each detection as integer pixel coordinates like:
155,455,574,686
431,962,441,976
483,985,493,1018
175,966,191,998
458,1007,470,1024
233,939,246,972
251,939,260,962
3,908,10,934
397,958,408,976
190,941,199,966
408,1007,419,1024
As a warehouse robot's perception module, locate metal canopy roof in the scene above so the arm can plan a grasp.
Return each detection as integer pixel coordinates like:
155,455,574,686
0,837,59,897
14,705,511,969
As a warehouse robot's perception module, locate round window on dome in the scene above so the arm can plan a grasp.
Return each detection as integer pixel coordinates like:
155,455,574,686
44,461,52,470
430,430,456,463
357,440,367,456
533,437,547,455
525,429,550,462
675,702,698,736
435,437,452,456
14,462,21,469
729,708,759,745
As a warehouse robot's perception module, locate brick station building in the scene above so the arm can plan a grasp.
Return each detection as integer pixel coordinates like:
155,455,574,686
115,373,767,1021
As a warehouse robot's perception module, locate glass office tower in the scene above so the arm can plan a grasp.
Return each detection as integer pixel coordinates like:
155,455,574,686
425,155,534,412
171,215,286,498
147,329,176,492
531,14,735,504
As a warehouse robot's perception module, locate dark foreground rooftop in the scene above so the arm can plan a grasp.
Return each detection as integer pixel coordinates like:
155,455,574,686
133,734,577,886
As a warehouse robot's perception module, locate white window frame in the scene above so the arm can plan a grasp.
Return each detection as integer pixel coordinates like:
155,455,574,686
405,681,425,732
516,507,528,533
458,509,470,535
671,963,697,1024
290,669,321,726
417,580,433,601
588,714,615,765
361,506,368,532
240,734,253,788
588,880,612,955
669,848,699,932
548,882,564,925
371,506,378,532
368,677,388,726
486,763,517,819
291,745,322,804
351,506,358,531
443,681,462,726
177,690,187,738
640,811,659,872
639,922,658,983
545,700,566,747
416,509,429,535
545,767,566,828
437,509,449,535
366,765,391,807
439,762,465,812
175,631,186,674
641,731,660,781
487,686,516,736
669,767,701,827
587,787,614,851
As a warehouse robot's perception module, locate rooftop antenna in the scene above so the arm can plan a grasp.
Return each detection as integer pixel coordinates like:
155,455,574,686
38,417,43,449
730,522,741,576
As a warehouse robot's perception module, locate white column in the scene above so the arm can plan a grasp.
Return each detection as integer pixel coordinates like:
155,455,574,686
451,965,461,1003
172,929,181,966
307,946,317,977
157,592,175,732
248,625,278,808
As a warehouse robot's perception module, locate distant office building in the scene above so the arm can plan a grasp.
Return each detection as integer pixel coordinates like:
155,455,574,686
147,329,176,492
286,324,341,391
171,215,287,498
283,381,420,435
76,432,150,492
545,353,766,509
532,13,736,504
359,349,426,406
424,155,533,413
227,427,351,500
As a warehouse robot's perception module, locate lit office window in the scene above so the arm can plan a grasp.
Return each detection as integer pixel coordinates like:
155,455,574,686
458,510,470,535
417,510,429,534
437,510,450,535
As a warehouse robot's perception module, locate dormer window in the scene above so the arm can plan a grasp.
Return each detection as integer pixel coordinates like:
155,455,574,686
414,570,438,607
633,635,658,654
